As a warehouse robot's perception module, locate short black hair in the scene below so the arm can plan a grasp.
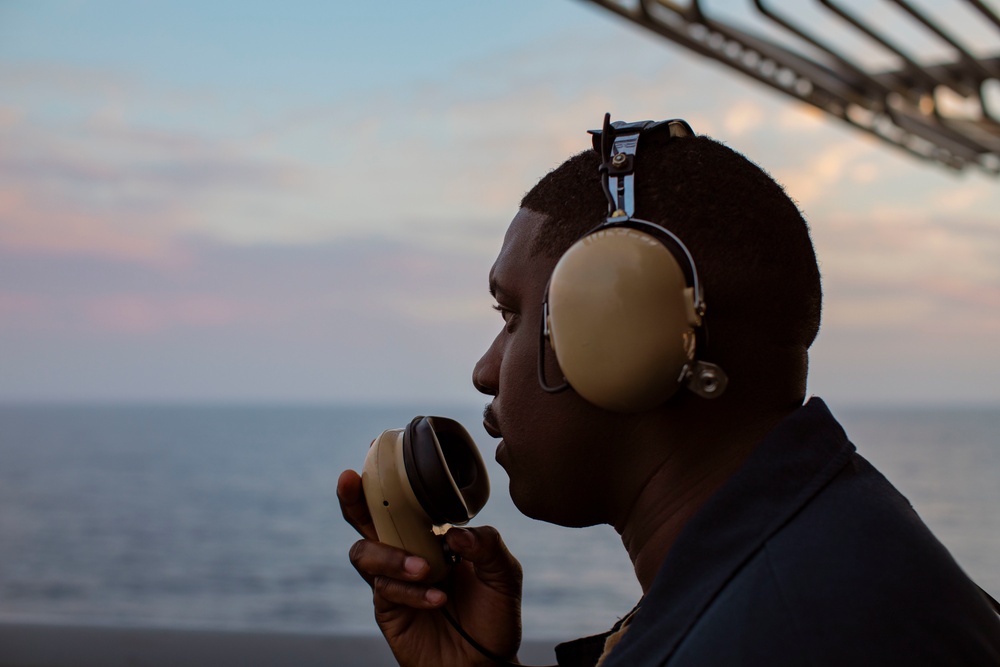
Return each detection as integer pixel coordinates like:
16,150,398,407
520,133,822,394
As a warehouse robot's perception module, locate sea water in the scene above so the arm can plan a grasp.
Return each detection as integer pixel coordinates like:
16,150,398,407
0,403,997,640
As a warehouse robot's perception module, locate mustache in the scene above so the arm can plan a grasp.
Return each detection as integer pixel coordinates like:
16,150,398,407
482,403,502,438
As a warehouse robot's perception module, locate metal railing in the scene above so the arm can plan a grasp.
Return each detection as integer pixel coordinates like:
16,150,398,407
582,0,1000,174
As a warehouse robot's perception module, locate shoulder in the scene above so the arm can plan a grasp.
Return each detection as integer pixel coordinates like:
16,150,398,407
603,402,1000,667
676,452,1000,665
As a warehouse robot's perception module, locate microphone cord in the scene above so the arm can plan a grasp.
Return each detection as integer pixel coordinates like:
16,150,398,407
440,606,553,667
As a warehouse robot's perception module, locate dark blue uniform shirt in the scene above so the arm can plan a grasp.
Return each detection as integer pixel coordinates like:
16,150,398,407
556,398,1000,666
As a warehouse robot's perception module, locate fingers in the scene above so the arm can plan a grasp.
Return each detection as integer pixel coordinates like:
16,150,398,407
337,469,377,541
445,526,523,595
374,575,447,611
341,469,450,609
349,539,448,609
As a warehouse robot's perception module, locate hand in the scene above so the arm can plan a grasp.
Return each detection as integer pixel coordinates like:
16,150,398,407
338,469,524,666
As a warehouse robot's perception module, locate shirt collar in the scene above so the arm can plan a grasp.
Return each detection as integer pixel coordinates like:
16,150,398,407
604,397,855,666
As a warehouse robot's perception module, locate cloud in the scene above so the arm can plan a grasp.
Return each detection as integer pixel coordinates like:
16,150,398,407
4,11,1000,404
0,188,189,266
0,96,309,255
0,62,137,101
0,232,499,341
776,104,826,131
0,105,22,128
0,291,44,322
772,139,878,204
928,182,995,213
0,25,746,261
808,211,1000,402
723,100,765,136
0,233,502,402
82,294,249,334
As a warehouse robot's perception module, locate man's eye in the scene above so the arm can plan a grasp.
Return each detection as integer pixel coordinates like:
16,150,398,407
492,304,516,328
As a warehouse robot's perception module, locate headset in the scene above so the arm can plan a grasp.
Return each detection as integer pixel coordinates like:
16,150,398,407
361,416,490,582
538,113,728,412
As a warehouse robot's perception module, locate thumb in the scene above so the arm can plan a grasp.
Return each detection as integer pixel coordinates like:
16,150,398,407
445,526,522,593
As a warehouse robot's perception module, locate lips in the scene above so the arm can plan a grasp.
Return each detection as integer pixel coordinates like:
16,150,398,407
482,416,503,439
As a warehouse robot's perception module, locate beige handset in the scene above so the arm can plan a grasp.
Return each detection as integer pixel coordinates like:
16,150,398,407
361,417,489,582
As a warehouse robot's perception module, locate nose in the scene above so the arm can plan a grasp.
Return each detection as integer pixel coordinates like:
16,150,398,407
472,333,501,396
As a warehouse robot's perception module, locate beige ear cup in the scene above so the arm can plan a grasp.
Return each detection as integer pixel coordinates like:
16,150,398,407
546,227,702,412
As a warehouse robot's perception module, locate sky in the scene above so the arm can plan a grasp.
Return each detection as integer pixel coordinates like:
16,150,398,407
1,0,999,407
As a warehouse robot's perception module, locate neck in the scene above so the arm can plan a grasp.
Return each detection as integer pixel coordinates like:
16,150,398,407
615,403,795,593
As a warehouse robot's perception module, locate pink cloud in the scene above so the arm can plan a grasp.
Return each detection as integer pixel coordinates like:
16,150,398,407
82,294,251,334
0,189,188,267
0,291,44,322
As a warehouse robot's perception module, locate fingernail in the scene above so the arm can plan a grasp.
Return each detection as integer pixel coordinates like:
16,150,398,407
404,556,427,576
425,589,446,605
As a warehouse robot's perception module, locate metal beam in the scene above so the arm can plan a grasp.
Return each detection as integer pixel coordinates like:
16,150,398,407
581,0,1000,174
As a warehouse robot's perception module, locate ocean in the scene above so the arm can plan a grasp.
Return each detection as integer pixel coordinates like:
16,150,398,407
0,403,997,641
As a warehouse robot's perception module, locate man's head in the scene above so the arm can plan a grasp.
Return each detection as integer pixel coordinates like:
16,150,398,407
473,127,822,527
522,133,822,397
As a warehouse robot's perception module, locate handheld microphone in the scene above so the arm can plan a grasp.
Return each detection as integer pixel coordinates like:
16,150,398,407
361,416,490,582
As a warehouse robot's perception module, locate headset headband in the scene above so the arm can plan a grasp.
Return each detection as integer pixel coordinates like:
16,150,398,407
587,114,705,317
589,114,695,220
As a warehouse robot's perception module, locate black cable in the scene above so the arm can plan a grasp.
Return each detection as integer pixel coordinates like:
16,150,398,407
440,606,554,667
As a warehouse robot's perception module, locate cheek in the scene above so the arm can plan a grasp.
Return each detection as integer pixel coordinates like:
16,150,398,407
495,313,617,457
498,344,607,477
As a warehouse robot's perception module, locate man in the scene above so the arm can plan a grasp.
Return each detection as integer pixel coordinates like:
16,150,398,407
338,118,1000,666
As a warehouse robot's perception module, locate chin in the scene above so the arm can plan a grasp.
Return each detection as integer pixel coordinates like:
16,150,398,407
507,480,603,528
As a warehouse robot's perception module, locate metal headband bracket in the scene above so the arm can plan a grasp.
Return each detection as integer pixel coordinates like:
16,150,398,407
589,114,696,221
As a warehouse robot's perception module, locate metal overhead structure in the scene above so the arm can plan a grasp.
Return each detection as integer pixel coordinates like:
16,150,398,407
581,0,1000,175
